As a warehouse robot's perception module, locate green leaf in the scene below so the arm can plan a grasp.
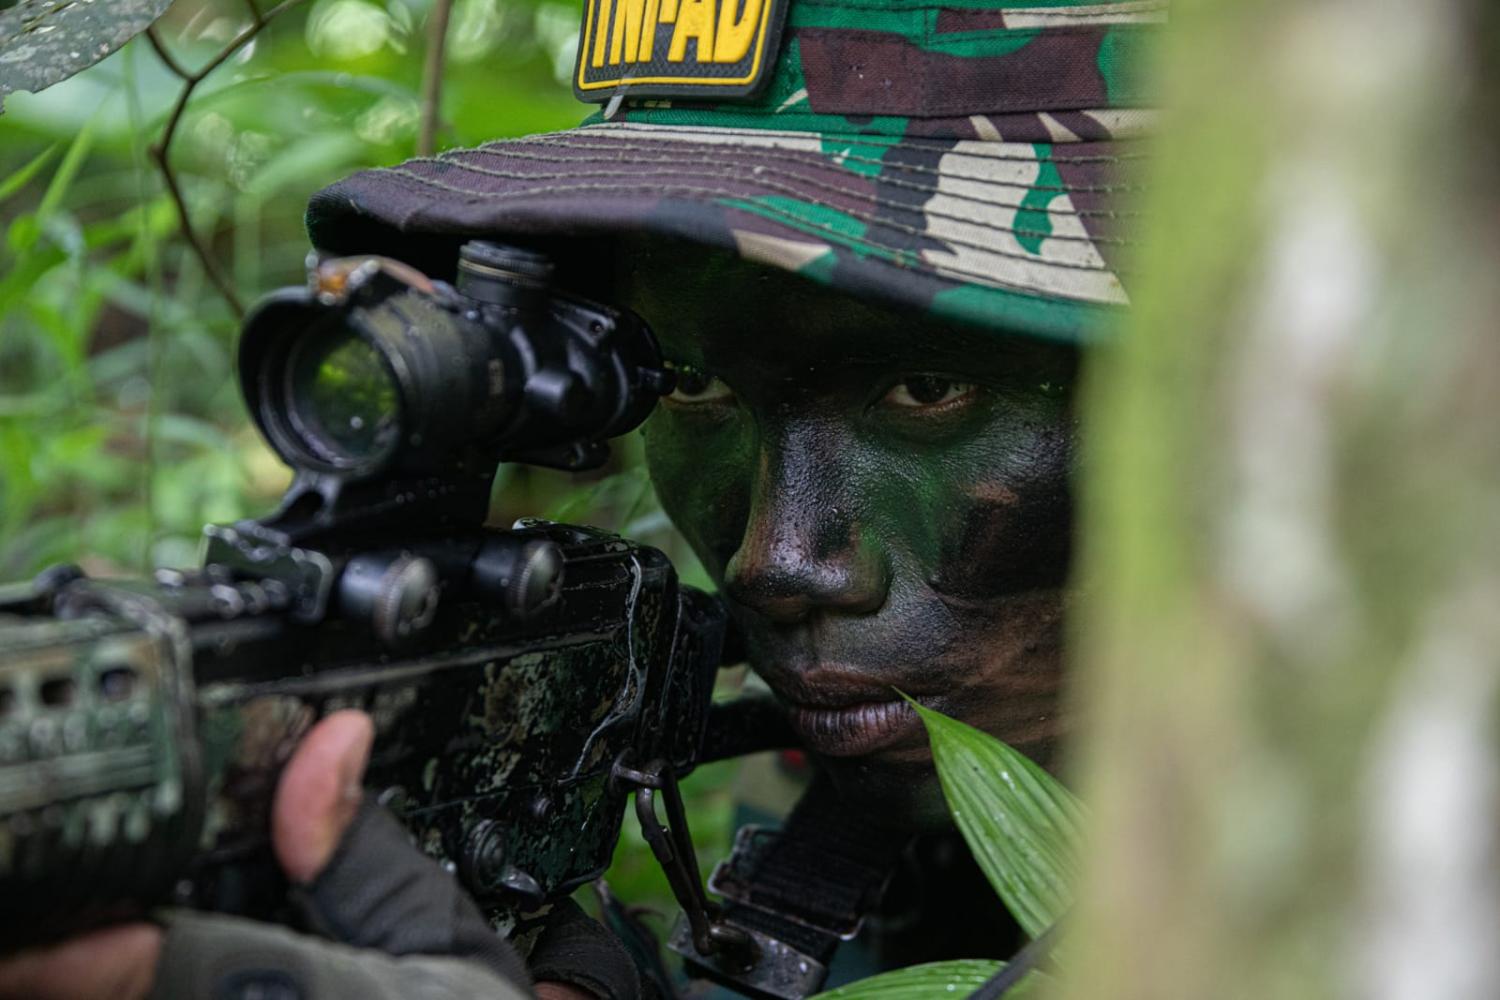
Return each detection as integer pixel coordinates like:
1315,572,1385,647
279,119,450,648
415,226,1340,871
908,698,1084,939
35,113,93,222
0,142,57,203
816,959,1045,1000
0,0,174,110
10,113,97,256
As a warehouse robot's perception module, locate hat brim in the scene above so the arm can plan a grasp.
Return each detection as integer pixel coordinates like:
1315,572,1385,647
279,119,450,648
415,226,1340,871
307,121,1137,342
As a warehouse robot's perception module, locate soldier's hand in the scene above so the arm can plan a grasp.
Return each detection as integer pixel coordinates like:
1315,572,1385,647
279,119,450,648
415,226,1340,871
0,922,160,1000
0,711,374,1000
0,711,594,1000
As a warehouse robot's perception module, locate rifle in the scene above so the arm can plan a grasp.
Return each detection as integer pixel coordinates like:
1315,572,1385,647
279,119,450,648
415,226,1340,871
0,242,771,971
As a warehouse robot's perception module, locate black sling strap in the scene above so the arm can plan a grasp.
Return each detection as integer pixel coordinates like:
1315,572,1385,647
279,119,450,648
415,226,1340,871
666,775,1063,1000
669,776,908,998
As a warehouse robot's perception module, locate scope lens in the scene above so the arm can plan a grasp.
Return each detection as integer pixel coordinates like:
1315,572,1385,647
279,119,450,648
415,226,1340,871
285,324,400,468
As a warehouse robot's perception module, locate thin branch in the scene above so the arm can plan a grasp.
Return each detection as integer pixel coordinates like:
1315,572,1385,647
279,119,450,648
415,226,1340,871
418,0,455,157
144,26,191,80
150,144,243,315
179,0,302,89
145,0,308,318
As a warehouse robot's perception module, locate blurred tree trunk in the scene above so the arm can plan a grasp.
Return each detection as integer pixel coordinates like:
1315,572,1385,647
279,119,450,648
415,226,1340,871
1061,1,1500,999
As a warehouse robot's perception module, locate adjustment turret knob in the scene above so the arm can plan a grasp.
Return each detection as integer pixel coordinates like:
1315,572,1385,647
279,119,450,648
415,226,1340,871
339,552,441,645
472,538,565,620
456,240,555,309
464,818,507,891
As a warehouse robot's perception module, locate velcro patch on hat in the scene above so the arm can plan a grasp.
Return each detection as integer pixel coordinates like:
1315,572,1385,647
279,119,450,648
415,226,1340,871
574,0,790,102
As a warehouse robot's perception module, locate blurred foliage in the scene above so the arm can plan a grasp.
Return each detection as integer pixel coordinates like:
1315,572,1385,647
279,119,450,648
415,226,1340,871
0,0,718,917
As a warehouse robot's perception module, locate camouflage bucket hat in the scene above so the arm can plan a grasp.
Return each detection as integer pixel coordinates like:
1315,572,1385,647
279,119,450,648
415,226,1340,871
307,0,1162,341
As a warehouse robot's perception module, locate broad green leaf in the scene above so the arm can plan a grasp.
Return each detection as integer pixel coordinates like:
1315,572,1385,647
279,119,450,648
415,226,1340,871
0,242,65,316
816,959,1044,1000
0,0,174,110
909,699,1084,939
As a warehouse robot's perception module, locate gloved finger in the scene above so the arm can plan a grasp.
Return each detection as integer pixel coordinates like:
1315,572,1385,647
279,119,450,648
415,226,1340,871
292,799,532,991
272,709,375,883
526,897,647,1000
0,922,160,1000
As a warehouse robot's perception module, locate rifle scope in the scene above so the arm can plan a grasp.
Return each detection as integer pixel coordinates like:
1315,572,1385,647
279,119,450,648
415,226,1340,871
240,241,673,480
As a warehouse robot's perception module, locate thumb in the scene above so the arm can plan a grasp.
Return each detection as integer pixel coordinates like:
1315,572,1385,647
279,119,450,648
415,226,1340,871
272,709,375,883
0,924,161,1000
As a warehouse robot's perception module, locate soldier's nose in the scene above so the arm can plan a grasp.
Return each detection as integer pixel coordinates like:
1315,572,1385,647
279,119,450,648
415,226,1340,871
722,432,889,624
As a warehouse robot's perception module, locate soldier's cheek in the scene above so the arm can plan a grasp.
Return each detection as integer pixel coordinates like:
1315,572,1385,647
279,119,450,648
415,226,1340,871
642,418,755,581
923,473,1074,602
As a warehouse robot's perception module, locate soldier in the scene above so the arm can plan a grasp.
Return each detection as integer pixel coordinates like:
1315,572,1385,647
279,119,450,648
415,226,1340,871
0,0,1154,995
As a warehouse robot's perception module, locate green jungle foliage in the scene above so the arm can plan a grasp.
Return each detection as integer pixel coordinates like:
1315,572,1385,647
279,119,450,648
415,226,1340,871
0,0,717,919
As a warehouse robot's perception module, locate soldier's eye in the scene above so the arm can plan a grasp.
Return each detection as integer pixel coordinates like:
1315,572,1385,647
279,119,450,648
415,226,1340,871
882,375,978,409
665,364,735,406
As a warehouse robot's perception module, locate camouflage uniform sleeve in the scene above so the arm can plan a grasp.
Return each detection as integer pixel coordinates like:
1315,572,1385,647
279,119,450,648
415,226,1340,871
149,911,535,1000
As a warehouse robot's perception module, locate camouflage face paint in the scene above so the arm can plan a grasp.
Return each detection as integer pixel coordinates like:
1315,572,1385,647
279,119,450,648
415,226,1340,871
622,240,1079,828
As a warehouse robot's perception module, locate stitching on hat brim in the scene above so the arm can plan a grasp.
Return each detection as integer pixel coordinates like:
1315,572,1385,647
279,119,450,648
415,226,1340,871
577,121,1151,160
644,107,1159,141
482,135,1147,204
416,152,1136,248
375,168,1128,300
510,134,1144,195
382,166,1122,269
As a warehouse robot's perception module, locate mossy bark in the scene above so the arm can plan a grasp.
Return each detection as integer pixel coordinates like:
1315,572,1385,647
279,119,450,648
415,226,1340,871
1061,1,1500,997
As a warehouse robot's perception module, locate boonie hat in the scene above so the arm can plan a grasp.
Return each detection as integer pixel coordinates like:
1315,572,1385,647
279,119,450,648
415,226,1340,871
307,0,1162,341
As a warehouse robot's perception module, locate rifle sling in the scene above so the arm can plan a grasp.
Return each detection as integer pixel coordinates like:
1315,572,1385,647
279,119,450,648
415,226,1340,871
678,776,909,997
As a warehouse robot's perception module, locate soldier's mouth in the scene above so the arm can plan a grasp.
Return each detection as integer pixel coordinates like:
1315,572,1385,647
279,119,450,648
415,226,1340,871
783,697,923,757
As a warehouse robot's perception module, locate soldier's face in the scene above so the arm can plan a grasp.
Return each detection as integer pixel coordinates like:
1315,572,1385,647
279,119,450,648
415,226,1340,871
624,245,1078,828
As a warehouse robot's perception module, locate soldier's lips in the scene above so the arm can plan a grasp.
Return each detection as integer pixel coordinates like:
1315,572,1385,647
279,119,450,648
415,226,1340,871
784,698,922,756
772,669,932,756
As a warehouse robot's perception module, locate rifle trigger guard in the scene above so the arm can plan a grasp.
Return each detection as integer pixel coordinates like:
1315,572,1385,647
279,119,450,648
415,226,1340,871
610,754,758,967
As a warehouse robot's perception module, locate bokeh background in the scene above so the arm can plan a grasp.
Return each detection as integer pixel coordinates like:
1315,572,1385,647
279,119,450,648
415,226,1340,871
0,0,733,925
